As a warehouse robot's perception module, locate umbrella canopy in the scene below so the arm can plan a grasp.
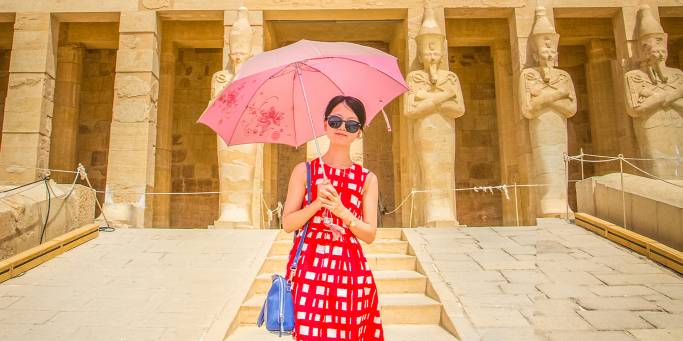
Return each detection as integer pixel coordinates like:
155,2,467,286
197,39,408,148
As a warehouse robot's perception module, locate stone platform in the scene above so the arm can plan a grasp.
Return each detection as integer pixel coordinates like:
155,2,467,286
2,219,683,340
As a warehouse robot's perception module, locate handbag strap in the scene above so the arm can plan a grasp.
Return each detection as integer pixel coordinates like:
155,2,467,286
288,161,312,281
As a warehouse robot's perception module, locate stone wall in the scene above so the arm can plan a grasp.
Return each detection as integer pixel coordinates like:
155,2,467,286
449,46,502,226
0,2,679,228
0,182,95,261
576,173,683,251
0,49,10,149
170,48,221,228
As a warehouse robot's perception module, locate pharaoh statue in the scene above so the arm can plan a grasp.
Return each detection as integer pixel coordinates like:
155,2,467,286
405,4,465,227
211,7,261,228
518,7,577,217
624,5,683,179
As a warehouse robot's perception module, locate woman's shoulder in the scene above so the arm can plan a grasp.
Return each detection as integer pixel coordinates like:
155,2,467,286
290,161,308,178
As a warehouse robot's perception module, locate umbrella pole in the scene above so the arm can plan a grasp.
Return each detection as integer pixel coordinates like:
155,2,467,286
297,63,336,227
296,64,329,182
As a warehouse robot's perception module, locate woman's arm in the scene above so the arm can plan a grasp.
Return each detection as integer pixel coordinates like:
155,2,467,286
322,172,379,244
281,162,322,233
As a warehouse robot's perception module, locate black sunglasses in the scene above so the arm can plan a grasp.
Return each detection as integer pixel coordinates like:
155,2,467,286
326,115,362,133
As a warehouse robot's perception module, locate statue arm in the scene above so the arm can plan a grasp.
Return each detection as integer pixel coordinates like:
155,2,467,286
439,74,465,119
663,77,683,110
518,70,568,119
624,73,665,118
549,75,577,118
518,72,534,119
404,87,436,119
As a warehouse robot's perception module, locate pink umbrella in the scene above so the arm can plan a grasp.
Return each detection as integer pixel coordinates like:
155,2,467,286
197,39,408,162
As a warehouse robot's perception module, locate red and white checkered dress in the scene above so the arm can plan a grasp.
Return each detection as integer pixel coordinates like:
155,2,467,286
285,157,384,340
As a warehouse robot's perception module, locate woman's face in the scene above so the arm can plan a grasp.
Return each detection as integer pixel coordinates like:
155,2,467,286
324,102,362,146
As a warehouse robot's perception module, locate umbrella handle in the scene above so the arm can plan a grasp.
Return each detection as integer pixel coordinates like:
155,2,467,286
381,107,392,132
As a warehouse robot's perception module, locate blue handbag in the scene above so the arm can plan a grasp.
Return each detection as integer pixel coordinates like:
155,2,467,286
257,161,312,336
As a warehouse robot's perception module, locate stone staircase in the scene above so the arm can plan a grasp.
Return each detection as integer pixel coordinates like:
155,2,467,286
225,228,458,340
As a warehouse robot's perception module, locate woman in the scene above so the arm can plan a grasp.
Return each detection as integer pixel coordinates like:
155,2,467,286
282,95,383,340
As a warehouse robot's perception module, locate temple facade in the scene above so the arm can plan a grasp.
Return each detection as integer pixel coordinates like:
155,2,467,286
0,0,681,228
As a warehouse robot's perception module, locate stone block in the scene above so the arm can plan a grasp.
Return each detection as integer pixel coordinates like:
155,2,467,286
576,174,683,252
13,13,52,31
119,32,157,51
530,313,592,331
465,307,530,328
639,312,683,329
119,11,158,34
223,10,263,27
577,297,659,311
12,30,51,50
9,48,55,76
115,46,160,76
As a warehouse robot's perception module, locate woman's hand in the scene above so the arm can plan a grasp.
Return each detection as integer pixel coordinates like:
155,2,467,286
318,180,347,218
317,179,348,241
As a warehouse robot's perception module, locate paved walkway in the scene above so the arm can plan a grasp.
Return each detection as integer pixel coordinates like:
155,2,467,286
2,219,683,340
0,228,277,341
405,218,683,341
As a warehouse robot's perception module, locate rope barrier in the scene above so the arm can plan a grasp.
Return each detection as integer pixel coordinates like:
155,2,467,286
1,151,679,228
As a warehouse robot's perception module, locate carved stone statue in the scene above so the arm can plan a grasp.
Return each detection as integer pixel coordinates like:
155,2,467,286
518,7,577,217
211,7,260,228
405,4,465,227
625,5,683,179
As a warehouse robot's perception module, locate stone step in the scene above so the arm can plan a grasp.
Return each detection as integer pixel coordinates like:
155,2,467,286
259,253,417,274
253,270,426,295
268,239,409,256
276,228,403,241
239,293,441,325
227,324,457,341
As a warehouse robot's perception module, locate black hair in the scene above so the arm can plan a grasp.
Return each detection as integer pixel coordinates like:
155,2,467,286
323,95,366,131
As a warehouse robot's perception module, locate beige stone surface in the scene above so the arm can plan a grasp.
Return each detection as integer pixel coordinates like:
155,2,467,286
0,12,56,184
0,0,678,230
0,182,95,261
0,228,277,341
404,218,683,340
576,173,683,251
100,11,159,228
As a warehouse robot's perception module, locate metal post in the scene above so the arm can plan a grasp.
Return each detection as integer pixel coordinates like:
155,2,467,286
514,182,520,226
579,147,585,180
619,154,627,228
409,190,415,228
564,153,570,222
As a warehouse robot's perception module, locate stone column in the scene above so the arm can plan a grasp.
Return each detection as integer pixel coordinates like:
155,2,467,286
49,43,85,184
213,9,265,229
585,39,620,175
0,13,58,185
101,11,160,227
